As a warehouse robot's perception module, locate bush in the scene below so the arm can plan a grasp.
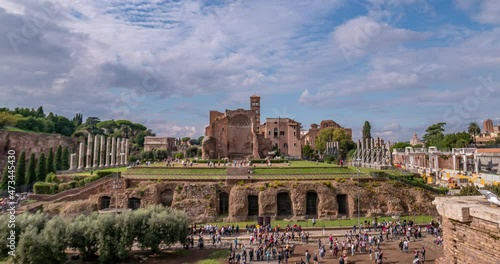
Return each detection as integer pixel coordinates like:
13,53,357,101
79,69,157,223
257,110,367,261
45,172,57,183
96,171,113,177
33,182,58,194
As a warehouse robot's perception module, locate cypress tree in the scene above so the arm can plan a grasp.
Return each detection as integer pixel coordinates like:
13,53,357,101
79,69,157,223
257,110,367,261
55,145,63,171
1,165,9,190
26,153,37,184
36,153,47,182
46,147,55,173
15,151,26,186
62,147,69,170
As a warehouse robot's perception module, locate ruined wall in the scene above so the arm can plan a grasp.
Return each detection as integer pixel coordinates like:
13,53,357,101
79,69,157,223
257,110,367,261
433,196,500,264
0,130,78,172
44,178,438,224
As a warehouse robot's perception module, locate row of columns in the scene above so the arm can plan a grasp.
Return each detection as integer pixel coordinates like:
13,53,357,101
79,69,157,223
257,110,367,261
69,134,129,170
356,137,390,150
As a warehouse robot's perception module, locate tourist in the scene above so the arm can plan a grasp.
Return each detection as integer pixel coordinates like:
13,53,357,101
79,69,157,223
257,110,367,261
312,217,316,227
305,250,311,264
338,255,345,264
421,246,426,262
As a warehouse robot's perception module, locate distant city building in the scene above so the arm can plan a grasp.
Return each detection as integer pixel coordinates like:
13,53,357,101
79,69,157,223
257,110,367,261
202,95,305,159
475,118,499,146
410,132,423,146
483,119,494,133
144,136,178,152
301,120,352,150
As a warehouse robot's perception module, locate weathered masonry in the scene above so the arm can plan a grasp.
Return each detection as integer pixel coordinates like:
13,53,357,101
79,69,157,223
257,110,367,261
433,196,500,264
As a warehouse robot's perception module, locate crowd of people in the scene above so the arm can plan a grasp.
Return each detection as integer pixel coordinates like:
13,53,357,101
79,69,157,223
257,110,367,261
183,218,442,264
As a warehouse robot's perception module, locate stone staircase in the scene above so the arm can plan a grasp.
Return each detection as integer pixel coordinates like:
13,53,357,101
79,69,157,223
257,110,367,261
17,175,116,214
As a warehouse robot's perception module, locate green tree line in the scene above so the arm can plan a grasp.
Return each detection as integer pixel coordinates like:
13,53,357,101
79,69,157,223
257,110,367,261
0,206,187,264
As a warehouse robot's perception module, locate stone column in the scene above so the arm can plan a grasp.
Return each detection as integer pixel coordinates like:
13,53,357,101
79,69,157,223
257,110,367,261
93,135,99,168
99,135,105,168
70,153,76,170
120,139,125,165
463,156,467,172
452,155,456,171
116,138,121,165
105,137,111,167
78,142,84,170
124,138,129,165
357,139,360,150
111,137,116,166
86,134,93,169
371,138,375,150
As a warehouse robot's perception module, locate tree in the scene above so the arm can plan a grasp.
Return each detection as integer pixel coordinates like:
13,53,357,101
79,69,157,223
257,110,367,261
26,153,37,184
362,121,372,141
62,147,70,170
198,136,205,145
55,146,62,171
36,106,45,118
315,127,354,159
36,153,47,182
46,148,55,174
181,137,190,143
302,144,315,160
189,138,199,146
185,146,198,158
15,151,26,186
423,123,446,148
390,142,412,151
1,165,9,190
0,112,20,129
468,122,481,146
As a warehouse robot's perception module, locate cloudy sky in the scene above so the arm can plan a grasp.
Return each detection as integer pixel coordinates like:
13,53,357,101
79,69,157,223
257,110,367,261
1,0,499,141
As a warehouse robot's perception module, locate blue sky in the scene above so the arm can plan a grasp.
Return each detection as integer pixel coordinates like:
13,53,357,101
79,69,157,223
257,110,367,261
1,0,499,141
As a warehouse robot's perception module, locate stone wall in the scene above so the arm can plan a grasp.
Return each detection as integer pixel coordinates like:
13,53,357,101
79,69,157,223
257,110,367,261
42,178,438,224
0,130,78,172
433,196,500,264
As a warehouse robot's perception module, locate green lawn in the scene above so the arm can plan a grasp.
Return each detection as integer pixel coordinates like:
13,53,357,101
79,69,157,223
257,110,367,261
196,250,229,264
1,127,38,133
124,168,227,175
207,215,434,228
253,167,355,175
59,167,127,177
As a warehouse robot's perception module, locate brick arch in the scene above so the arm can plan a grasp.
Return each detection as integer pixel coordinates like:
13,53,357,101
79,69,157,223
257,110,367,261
160,189,173,207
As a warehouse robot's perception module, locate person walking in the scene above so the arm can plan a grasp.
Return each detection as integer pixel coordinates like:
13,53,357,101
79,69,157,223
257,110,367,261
305,250,311,264
421,246,426,262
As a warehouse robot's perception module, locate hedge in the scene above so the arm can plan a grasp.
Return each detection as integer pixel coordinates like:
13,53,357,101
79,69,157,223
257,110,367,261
33,182,59,194
372,171,448,195
35,171,115,194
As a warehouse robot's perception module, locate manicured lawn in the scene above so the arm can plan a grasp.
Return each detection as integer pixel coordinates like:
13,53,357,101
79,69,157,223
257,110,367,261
59,167,127,177
196,250,230,264
124,168,228,175
206,215,434,228
1,127,38,133
253,167,355,175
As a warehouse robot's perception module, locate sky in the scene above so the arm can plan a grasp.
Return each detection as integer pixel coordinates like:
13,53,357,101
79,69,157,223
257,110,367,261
1,0,499,142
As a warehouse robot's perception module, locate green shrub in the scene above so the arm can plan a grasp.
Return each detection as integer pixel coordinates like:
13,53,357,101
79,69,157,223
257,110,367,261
45,172,57,183
33,182,58,194
96,171,113,177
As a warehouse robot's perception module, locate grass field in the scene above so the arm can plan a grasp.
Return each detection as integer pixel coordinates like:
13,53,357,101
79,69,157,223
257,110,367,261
207,215,434,228
252,167,355,174
196,250,230,264
59,167,127,177
124,168,228,175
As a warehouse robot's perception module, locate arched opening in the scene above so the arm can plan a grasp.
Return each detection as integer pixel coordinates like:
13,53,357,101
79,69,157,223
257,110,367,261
248,195,259,216
160,189,173,207
277,192,293,216
100,196,111,210
219,192,229,215
128,198,141,210
337,194,347,215
306,192,318,216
